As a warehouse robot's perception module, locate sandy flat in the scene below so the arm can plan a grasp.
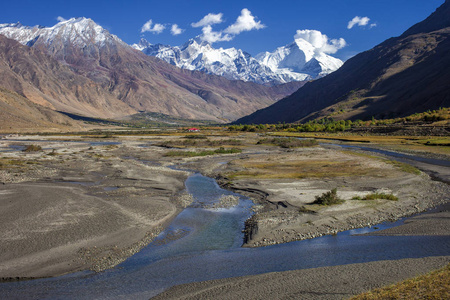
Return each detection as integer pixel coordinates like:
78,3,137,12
153,256,450,300
0,138,189,278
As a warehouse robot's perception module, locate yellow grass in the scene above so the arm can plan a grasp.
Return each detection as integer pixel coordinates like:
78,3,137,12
227,158,387,179
350,264,450,300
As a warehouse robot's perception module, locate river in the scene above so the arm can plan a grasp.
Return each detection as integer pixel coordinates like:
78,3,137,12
0,143,449,299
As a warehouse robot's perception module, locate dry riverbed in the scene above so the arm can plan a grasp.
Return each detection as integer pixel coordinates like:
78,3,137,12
0,135,191,279
183,143,450,247
0,132,448,284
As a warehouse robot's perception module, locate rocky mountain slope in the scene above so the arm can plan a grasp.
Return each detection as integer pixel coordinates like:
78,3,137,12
0,87,83,132
237,0,450,124
0,34,135,119
0,18,304,122
133,36,343,85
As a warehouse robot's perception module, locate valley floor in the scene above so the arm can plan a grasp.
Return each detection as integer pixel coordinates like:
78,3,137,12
0,131,448,299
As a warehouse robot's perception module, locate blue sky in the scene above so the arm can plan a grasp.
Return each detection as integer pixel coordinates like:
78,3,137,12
0,0,445,60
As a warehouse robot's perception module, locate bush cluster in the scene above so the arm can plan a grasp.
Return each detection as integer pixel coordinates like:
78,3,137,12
23,145,42,152
313,188,344,206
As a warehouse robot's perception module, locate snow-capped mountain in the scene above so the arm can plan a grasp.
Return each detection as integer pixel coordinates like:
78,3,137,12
133,38,281,84
256,38,344,80
0,17,304,122
0,17,128,68
0,17,125,48
133,37,343,85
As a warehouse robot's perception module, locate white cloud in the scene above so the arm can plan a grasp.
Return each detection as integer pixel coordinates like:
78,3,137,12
370,23,377,28
141,19,166,34
191,13,224,28
171,24,184,36
347,16,371,29
56,16,67,22
294,29,347,54
224,8,265,34
200,25,232,43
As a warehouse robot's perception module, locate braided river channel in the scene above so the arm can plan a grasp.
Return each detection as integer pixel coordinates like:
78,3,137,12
1,145,449,299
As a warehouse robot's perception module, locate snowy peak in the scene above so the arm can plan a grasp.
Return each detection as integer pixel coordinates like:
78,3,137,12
137,36,343,85
0,17,125,48
256,38,343,79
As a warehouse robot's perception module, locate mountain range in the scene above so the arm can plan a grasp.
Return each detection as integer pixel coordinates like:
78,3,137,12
133,36,343,85
0,18,304,124
0,1,448,130
238,0,450,124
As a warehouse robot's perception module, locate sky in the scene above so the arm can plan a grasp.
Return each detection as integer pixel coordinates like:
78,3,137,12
0,0,445,60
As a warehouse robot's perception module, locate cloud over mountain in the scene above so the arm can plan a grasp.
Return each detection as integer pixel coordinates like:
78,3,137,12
224,8,265,34
141,19,166,34
294,29,346,54
171,24,184,36
191,13,224,28
347,16,374,29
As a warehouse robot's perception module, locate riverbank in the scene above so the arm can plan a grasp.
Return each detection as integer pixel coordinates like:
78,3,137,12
0,136,190,279
153,256,450,299
153,202,450,299
183,144,450,247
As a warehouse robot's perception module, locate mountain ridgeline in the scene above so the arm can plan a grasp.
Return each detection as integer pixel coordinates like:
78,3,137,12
133,37,343,85
0,18,304,123
237,0,450,124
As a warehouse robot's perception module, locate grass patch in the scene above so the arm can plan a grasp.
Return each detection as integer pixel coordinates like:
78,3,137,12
420,138,450,147
0,158,26,168
159,138,242,148
344,150,421,175
352,193,398,201
227,158,386,180
312,188,344,206
0,158,39,170
184,135,208,139
103,145,119,150
386,160,421,175
165,147,242,157
350,263,450,300
257,137,318,148
341,150,379,160
23,145,42,152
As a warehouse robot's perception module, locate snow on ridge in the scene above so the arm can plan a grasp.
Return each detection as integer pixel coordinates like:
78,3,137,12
0,17,125,48
136,36,343,85
0,17,343,85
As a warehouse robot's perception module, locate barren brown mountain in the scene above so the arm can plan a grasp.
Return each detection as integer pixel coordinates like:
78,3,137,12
237,0,450,124
0,18,304,122
0,87,84,132
0,35,137,119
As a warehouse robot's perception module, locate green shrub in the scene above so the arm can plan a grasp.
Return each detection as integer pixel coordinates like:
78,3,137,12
313,188,344,205
23,145,42,152
363,192,398,201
